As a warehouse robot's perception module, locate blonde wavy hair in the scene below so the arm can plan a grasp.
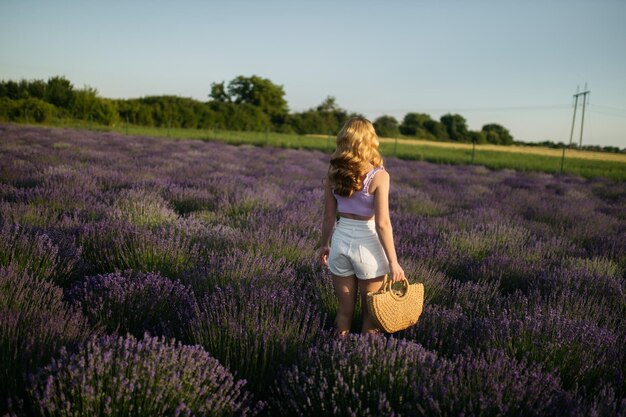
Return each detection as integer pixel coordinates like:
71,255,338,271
328,117,383,197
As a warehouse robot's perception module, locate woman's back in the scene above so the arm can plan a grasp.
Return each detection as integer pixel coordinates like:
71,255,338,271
333,166,384,218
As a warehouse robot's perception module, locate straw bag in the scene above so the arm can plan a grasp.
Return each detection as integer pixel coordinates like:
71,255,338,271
367,276,424,333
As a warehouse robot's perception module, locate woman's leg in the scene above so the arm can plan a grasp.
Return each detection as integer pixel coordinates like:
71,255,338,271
332,274,358,336
358,275,386,334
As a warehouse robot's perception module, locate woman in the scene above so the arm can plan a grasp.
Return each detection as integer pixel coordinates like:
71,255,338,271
319,117,405,336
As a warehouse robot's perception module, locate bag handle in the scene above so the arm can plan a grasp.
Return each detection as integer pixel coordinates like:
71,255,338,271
380,275,410,298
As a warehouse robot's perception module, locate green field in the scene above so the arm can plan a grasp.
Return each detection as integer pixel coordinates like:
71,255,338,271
19,119,626,181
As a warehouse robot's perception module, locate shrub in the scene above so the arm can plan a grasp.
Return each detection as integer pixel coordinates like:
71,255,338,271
0,202,81,230
491,299,623,395
68,270,197,342
308,270,343,329
274,336,572,417
110,188,178,227
190,283,324,395
464,252,544,293
245,218,316,265
273,335,438,416
432,348,573,416
0,223,80,286
564,256,622,278
431,277,503,314
0,265,91,410
405,294,623,397
443,221,531,262
532,266,626,331
180,248,297,298
79,220,200,278
401,258,451,306
27,333,261,416
6,98,58,123
163,182,218,214
400,304,483,356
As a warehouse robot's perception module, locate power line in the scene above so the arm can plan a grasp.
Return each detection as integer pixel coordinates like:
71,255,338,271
352,104,572,115
588,103,626,117
589,110,626,119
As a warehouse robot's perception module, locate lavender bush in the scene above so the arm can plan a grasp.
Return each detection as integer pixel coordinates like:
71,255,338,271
0,201,82,230
191,283,324,395
274,335,574,417
68,270,197,342
403,294,623,396
532,263,626,328
0,265,91,410
78,219,201,278
0,223,80,286
163,179,219,214
183,250,301,302
109,188,179,227
27,333,261,417
492,296,623,395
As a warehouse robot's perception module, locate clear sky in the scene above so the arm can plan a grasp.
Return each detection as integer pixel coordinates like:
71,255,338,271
1,0,625,147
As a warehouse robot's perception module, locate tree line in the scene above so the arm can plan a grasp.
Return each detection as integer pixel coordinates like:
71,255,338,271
1,75,619,151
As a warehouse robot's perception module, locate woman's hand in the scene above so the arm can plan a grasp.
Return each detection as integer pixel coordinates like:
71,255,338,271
389,261,405,283
319,245,330,268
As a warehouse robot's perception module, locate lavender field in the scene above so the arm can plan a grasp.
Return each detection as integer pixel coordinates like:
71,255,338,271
1,123,625,416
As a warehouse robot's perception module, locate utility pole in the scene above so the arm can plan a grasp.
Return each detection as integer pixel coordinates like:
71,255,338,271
568,86,580,148
562,86,579,174
569,84,590,148
561,84,590,174
578,83,590,148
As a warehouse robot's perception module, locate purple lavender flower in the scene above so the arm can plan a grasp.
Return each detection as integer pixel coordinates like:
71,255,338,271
67,270,197,342
190,282,325,395
0,265,91,410
78,219,201,278
0,223,80,286
274,335,574,416
27,333,262,416
109,188,179,227
180,248,298,298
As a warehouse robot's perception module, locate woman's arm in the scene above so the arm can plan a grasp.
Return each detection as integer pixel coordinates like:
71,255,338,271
319,178,337,267
371,170,405,282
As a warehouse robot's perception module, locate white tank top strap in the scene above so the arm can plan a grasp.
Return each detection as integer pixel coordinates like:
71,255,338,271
363,166,384,193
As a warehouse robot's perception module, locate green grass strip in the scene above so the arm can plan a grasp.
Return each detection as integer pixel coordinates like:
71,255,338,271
18,119,626,181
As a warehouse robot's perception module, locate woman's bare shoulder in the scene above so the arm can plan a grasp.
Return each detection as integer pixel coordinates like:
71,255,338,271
369,168,389,193
373,167,389,181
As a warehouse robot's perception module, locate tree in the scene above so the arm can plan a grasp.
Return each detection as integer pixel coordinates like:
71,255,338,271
209,75,288,127
399,112,432,136
92,98,119,126
287,96,353,135
468,130,487,144
226,75,288,121
316,96,339,112
6,98,57,123
373,115,400,138
72,86,99,120
208,101,270,131
440,113,469,142
45,76,74,109
423,120,449,140
0,78,45,101
209,82,229,102
482,123,514,145
0,80,21,100
27,79,46,99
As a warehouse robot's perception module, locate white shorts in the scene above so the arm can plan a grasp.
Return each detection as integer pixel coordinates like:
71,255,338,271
328,217,390,280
